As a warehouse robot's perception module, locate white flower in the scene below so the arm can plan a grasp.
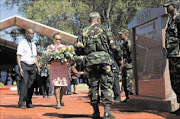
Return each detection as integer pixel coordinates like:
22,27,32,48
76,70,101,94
80,56,84,59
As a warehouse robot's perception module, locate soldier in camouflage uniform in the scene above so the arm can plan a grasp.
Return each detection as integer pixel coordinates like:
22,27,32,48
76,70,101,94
119,29,133,102
164,0,180,115
74,12,122,119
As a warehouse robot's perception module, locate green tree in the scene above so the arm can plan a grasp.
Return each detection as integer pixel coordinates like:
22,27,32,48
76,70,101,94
4,0,167,50
83,0,167,36
4,0,91,50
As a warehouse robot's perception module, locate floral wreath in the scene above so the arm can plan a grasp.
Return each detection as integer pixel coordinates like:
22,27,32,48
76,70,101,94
39,45,76,69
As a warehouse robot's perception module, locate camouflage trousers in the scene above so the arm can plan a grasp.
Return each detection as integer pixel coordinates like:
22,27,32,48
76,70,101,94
122,68,133,97
87,64,114,106
169,58,180,103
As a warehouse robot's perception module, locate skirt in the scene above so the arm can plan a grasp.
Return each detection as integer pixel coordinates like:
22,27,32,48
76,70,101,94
49,61,70,86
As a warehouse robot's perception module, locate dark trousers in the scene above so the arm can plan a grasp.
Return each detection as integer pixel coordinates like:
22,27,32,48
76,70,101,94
113,72,120,99
41,76,50,96
122,67,133,98
16,75,21,95
169,58,180,103
18,62,36,106
122,77,128,98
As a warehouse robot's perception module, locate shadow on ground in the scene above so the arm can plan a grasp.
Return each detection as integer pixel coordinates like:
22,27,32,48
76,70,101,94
0,105,18,108
111,102,180,119
0,104,56,108
6,93,18,95
43,113,92,118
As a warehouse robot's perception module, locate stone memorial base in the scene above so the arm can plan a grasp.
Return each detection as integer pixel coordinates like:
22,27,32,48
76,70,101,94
129,95,179,112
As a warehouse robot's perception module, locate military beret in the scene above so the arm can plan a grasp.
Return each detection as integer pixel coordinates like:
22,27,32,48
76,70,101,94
118,29,129,35
163,0,178,7
89,12,101,19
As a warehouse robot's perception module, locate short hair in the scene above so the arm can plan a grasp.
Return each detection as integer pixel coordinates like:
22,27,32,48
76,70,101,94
88,12,101,22
19,28,26,35
118,29,129,35
25,29,33,33
53,32,61,38
163,0,180,8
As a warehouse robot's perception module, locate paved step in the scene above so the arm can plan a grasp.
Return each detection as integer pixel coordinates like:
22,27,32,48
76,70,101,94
0,85,180,119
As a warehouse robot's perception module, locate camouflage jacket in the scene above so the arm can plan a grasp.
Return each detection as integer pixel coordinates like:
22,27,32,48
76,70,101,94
165,13,180,58
121,39,132,69
74,24,122,67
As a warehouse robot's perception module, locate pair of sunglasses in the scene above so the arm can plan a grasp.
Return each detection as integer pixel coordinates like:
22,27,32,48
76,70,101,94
56,38,61,40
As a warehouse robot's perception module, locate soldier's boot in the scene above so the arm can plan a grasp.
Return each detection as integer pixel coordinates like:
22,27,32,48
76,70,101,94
103,104,115,119
92,105,100,119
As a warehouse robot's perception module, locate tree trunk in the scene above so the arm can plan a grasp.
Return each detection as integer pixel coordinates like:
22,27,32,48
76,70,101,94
107,0,112,30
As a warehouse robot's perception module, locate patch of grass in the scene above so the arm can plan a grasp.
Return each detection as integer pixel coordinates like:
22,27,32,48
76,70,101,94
0,82,4,88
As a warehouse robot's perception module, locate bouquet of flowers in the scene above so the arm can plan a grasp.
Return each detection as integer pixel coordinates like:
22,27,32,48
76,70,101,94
39,45,76,69
39,54,50,70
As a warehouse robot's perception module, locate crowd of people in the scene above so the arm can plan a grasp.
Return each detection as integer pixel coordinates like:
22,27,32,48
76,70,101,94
1,0,180,118
0,68,16,85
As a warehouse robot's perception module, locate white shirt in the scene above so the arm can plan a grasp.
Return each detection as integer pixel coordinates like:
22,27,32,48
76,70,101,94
17,39,37,65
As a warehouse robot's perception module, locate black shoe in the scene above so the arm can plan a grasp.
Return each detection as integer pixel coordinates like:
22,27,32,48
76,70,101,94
18,105,26,109
67,91,71,95
103,112,115,119
55,106,60,109
73,92,78,94
67,92,71,95
43,95,46,98
34,91,39,95
170,108,180,115
92,112,100,119
129,92,134,95
61,102,65,106
27,104,34,108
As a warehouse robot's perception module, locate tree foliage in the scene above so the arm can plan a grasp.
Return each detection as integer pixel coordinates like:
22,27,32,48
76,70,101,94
4,0,167,51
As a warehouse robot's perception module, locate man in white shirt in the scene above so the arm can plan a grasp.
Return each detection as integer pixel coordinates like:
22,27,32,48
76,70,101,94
17,29,40,109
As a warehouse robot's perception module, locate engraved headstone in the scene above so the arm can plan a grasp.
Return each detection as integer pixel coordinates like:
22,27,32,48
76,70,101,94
128,8,179,111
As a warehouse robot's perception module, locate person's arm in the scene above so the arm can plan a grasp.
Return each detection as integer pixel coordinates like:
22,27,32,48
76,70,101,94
17,55,23,76
72,66,84,75
74,30,87,56
119,60,124,71
104,28,123,67
35,56,40,75
33,43,41,75
176,15,180,38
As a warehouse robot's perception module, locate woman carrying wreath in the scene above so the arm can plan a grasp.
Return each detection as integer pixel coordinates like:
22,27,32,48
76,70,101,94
46,33,71,109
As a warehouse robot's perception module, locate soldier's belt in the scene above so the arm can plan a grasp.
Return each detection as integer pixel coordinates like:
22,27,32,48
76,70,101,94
86,51,112,66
